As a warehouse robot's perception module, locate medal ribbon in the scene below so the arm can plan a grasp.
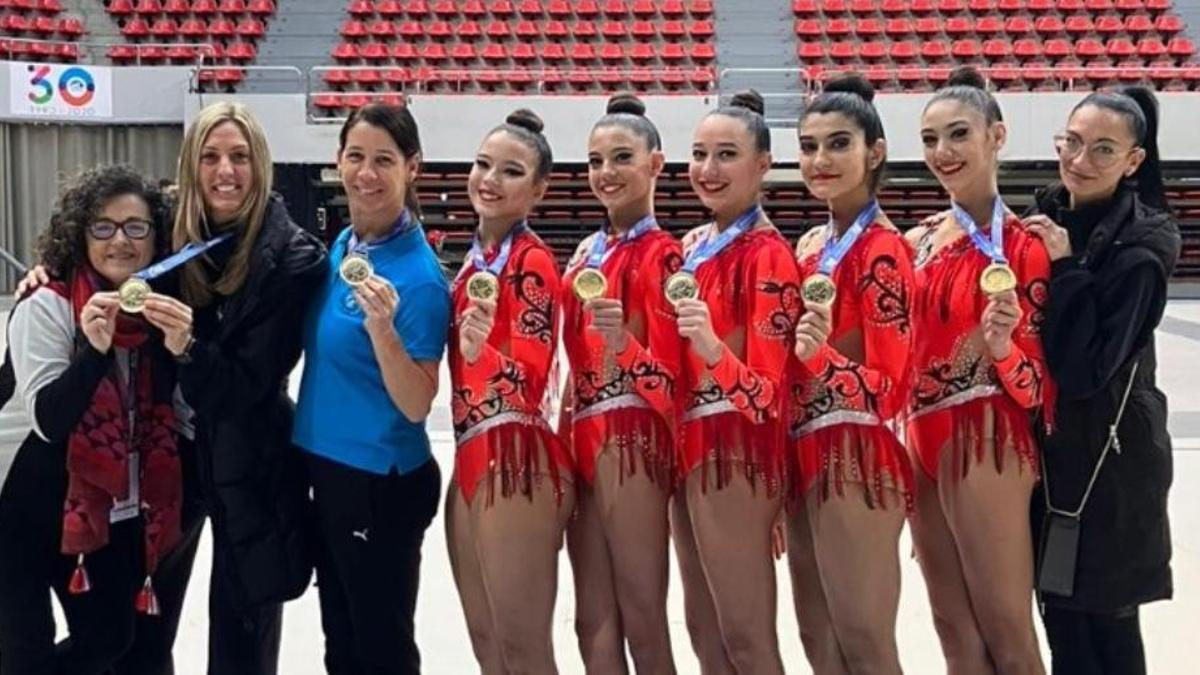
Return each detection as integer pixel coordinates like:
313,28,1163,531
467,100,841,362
951,195,1008,265
682,204,761,274
466,221,527,278
585,214,658,270
817,200,879,276
132,231,233,282
347,210,415,256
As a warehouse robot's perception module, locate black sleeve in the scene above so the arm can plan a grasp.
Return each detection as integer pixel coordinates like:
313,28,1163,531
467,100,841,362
1042,249,1167,401
179,263,324,418
34,344,114,444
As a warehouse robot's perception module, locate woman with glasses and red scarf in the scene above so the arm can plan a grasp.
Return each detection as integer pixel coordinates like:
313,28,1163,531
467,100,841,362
0,165,194,674
1024,87,1179,675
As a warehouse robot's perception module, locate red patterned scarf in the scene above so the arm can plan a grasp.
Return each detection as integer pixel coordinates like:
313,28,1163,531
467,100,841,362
54,268,182,612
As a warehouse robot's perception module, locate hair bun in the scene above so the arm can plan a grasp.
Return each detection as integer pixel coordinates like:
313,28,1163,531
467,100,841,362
729,89,765,116
606,92,646,116
824,74,875,103
946,66,987,90
506,108,544,134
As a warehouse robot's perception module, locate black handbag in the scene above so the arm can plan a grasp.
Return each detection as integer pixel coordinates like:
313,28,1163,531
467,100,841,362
1037,361,1139,598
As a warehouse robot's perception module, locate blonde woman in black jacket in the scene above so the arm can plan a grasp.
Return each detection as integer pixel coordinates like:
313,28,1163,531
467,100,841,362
1023,87,1180,675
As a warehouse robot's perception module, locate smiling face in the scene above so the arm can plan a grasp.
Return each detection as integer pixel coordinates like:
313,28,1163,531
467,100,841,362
468,130,546,226
799,111,884,204
338,120,418,228
587,124,663,223
86,192,155,286
689,114,771,221
198,120,254,225
1058,104,1145,206
920,99,1006,201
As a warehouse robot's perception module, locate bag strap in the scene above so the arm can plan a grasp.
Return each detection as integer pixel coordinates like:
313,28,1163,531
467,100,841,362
1042,360,1140,519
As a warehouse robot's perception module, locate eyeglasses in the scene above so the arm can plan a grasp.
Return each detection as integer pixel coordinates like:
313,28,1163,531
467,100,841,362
1053,133,1137,170
88,219,153,240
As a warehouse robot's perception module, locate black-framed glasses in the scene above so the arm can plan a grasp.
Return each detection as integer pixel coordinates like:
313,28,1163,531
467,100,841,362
1053,133,1137,170
87,219,153,240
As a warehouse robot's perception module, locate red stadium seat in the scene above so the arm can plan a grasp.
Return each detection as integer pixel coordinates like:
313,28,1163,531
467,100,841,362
227,40,257,61
952,38,981,58
881,0,909,13
368,19,395,37
546,0,570,16
485,20,509,38
826,18,851,36
107,0,134,14
540,41,566,60
660,0,684,15
1124,14,1153,33
1115,0,1143,11
829,40,855,60
163,0,189,14
688,19,713,38
361,40,388,60
490,0,515,16
690,42,715,60
512,42,535,60
426,20,451,39
689,0,713,16
248,0,275,14
599,42,623,60
856,17,882,36
629,41,654,61
567,68,594,89
970,0,996,10
850,0,876,14
659,41,685,60
543,20,567,39
149,17,176,37
179,16,205,36
120,16,149,37
938,0,965,12
134,0,161,14
1005,16,1033,34
572,20,596,38
860,40,887,59
236,17,265,37
660,19,685,39
601,20,625,38
1095,16,1123,34
1043,38,1072,58
631,20,655,39
208,16,235,37
218,0,245,13
975,16,1003,35
340,19,366,37
998,0,1025,11
432,0,456,16
420,42,446,60
945,17,972,35
988,65,1021,87
347,0,373,15
632,0,655,16
1075,38,1104,58
798,42,824,60
822,0,848,13
1154,14,1182,34
392,42,417,60
603,0,626,15
914,17,941,35
515,19,538,37
455,20,480,39
1136,36,1166,57
519,0,543,16
796,18,820,37
398,20,422,38
1085,0,1113,10
983,38,1012,58
793,0,819,13
1013,37,1041,58
1106,37,1136,57
57,15,83,36
1064,16,1094,35
922,40,950,60
1035,15,1064,34
1167,37,1195,59
576,0,599,16
885,17,913,36
891,40,919,59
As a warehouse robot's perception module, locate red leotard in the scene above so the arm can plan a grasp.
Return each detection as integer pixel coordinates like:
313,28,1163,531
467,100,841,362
908,213,1054,480
561,227,684,487
677,225,801,494
791,222,916,508
448,229,574,504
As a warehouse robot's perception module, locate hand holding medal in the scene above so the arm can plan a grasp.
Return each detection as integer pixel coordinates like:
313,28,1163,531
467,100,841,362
981,289,1022,360
458,298,496,364
142,294,195,356
354,276,400,341
586,297,627,354
794,302,833,361
80,292,121,354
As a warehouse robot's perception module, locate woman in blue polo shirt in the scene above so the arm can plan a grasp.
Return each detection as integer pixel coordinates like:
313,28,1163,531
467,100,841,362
292,103,450,675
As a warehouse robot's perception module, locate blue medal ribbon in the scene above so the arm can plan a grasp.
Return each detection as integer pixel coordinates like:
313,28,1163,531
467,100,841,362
682,204,761,274
132,231,234,282
346,210,415,257
950,196,1008,265
817,200,879,276
585,214,658,269
467,221,527,277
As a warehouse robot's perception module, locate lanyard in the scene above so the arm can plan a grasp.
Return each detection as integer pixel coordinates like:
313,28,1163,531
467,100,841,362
817,200,879,276
468,221,527,276
585,214,658,269
347,210,415,256
682,204,761,274
132,232,233,282
951,195,1008,265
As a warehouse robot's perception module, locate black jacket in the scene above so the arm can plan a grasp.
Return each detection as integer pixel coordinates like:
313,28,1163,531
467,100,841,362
1027,182,1180,612
181,195,326,611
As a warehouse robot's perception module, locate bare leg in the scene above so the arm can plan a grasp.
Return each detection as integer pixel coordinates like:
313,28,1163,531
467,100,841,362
473,474,576,675
686,469,785,675
592,446,675,675
567,476,628,674
447,481,508,675
807,487,905,675
787,498,848,675
939,441,1044,675
671,494,735,675
908,462,993,675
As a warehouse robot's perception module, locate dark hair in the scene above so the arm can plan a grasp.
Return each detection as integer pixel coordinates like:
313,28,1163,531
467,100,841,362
1071,86,1167,210
488,108,554,181
592,92,662,151
926,66,1004,125
339,102,423,217
708,89,771,153
800,74,888,192
36,165,172,279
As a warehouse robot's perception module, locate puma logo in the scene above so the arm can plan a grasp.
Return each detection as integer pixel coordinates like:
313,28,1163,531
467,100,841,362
352,528,369,542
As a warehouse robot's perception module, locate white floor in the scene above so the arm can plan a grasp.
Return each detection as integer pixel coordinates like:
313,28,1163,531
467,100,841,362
4,302,1200,673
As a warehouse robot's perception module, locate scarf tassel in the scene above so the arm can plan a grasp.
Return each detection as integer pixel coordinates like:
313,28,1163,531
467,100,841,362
68,553,91,595
135,576,160,616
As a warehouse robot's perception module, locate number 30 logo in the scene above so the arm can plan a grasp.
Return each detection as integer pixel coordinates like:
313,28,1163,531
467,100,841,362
27,65,95,107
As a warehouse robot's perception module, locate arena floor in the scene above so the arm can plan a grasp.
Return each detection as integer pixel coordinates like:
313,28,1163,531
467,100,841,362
3,301,1199,673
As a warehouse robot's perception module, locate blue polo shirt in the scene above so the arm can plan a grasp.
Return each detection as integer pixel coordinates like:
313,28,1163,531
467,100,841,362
293,222,450,475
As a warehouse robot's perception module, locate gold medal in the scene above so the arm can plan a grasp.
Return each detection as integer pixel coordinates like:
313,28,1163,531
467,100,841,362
573,268,607,302
801,273,837,307
466,271,499,302
339,253,373,287
664,271,699,308
118,277,151,314
979,263,1017,295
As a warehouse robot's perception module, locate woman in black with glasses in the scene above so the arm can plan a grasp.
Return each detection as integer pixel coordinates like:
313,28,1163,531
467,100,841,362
1023,87,1180,675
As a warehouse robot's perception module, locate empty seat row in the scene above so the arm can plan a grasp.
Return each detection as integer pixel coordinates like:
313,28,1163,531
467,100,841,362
0,0,62,13
0,36,79,59
317,64,714,92
118,15,264,37
343,18,714,40
332,39,715,63
346,0,713,19
798,35,1196,60
107,40,255,60
794,0,1173,14
0,12,82,34
796,13,1186,37
107,0,276,16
